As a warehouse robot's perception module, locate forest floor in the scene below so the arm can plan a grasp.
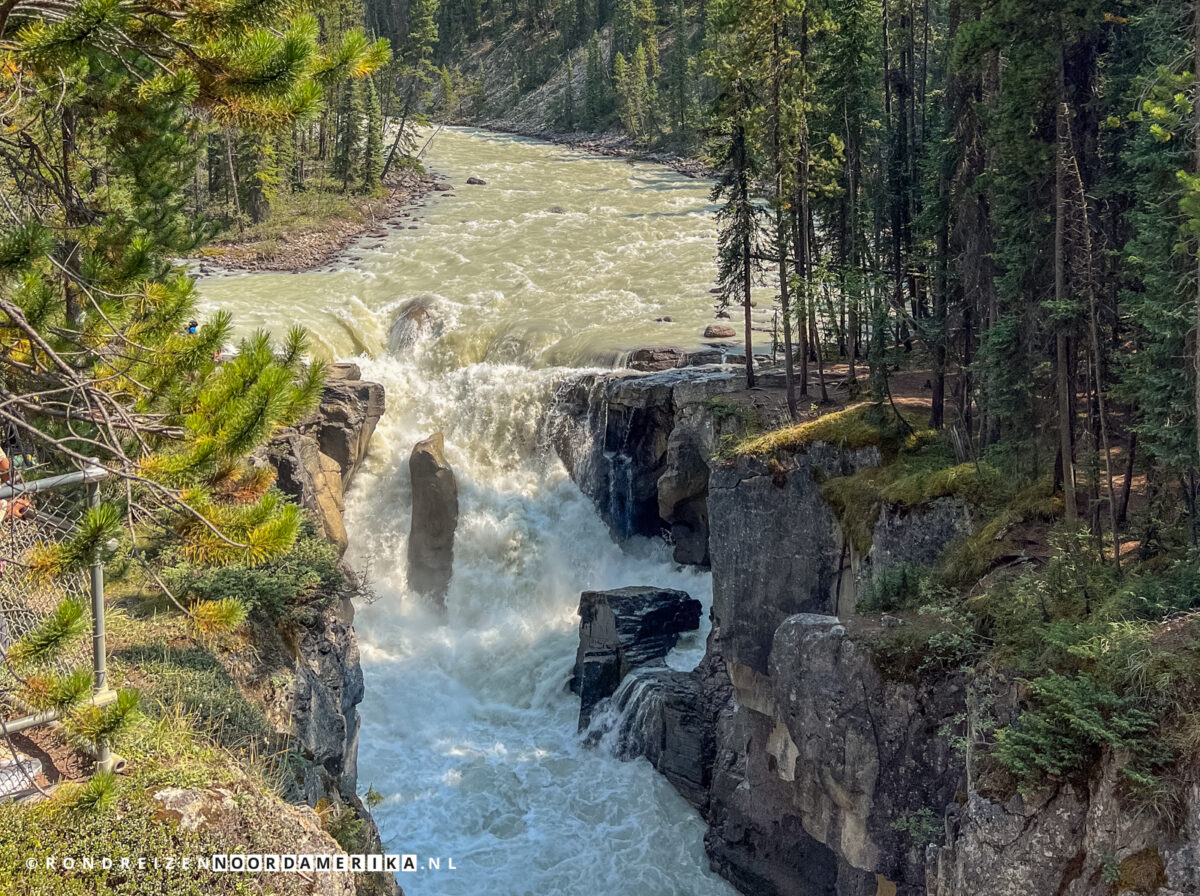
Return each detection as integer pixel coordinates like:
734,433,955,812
191,170,439,273
706,354,1144,560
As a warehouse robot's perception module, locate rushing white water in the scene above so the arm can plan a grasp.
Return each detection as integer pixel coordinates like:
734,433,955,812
198,127,739,895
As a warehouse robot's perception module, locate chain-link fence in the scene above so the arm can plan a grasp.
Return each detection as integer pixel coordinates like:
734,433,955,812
0,462,113,793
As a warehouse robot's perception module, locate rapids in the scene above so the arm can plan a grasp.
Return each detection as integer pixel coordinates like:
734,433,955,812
197,127,738,895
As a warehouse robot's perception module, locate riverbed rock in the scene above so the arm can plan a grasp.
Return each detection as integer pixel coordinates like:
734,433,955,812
603,647,734,812
627,346,684,371
550,367,745,551
389,297,438,352
432,182,453,191
704,324,737,338
569,586,701,729
407,433,459,604
466,176,487,185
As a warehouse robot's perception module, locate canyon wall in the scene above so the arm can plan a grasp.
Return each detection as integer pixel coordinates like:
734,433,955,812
555,367,1200,896
260,363,398,896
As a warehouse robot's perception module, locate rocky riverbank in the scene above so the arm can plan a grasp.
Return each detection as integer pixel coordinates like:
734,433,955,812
554,365,1200,896
257,363,397,896
471,120,712,179
192,173,438,274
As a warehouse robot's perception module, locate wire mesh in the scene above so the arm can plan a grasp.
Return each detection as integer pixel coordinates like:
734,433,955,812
0,470,96,710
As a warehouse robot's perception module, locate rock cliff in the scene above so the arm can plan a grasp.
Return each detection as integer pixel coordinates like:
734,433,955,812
259,364,398,896
551,365,788,565
561,373,1200,896
261,363,385,555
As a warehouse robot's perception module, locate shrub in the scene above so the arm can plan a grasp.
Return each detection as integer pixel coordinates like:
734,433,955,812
860,562,929,613
991,671,1163,788
165,529,345,618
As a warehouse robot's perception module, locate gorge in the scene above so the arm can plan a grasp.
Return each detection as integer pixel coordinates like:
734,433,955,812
198,126,740,896
197,127,1200,896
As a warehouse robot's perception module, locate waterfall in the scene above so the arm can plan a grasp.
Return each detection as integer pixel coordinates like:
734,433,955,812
198,126,737,896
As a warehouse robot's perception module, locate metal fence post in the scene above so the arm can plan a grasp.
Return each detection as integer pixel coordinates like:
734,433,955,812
86,474,112,773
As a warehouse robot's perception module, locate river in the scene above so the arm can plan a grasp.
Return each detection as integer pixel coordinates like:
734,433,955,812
197,126,740,896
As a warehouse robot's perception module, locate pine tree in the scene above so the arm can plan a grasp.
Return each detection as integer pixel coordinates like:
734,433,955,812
666,0,693,143
334,81,365,191
382,0,440,180
0,0,386,598
710,77,766,388
362,77,384,192
562,54,577,130
585,33,608,127
614,50,650,141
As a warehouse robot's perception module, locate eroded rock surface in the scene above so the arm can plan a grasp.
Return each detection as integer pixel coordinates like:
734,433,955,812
407,433,459,603
569,586,701,729
261,363,384,555
551,366,764,564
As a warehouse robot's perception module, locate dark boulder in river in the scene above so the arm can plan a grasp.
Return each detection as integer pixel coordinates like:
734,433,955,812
407,433,459,606
627,346,684,371
466,176,487,185
569,586,701,729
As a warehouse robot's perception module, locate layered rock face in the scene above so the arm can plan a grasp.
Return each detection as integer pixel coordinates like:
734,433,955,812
654,447,965,896
260,366,397,896
708,445,878,674
568,396,1200,896
261,363,385,555
928,768,1200,896
568,586,701,728
406,432,459,603
551,366,783,565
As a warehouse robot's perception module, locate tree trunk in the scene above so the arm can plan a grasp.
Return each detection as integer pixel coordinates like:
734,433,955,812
1055,93,1076,523
773,15,796,420
1194,0,1200,475
224,131,243,231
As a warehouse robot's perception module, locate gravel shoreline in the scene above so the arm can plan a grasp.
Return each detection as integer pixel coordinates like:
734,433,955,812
192,172,440,275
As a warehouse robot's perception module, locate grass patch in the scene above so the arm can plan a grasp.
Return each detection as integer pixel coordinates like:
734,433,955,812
817,431,1010,555
937,479,1062,589
725,402,920,459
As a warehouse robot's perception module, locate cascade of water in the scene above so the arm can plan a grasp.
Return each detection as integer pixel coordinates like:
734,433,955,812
198,126,738,896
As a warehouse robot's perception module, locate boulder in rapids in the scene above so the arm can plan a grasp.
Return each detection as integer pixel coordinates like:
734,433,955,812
388,297,437,353
569,586,701,730
407,433,459,606
627,347,684,372
704,324,736,338
466,176,487,185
